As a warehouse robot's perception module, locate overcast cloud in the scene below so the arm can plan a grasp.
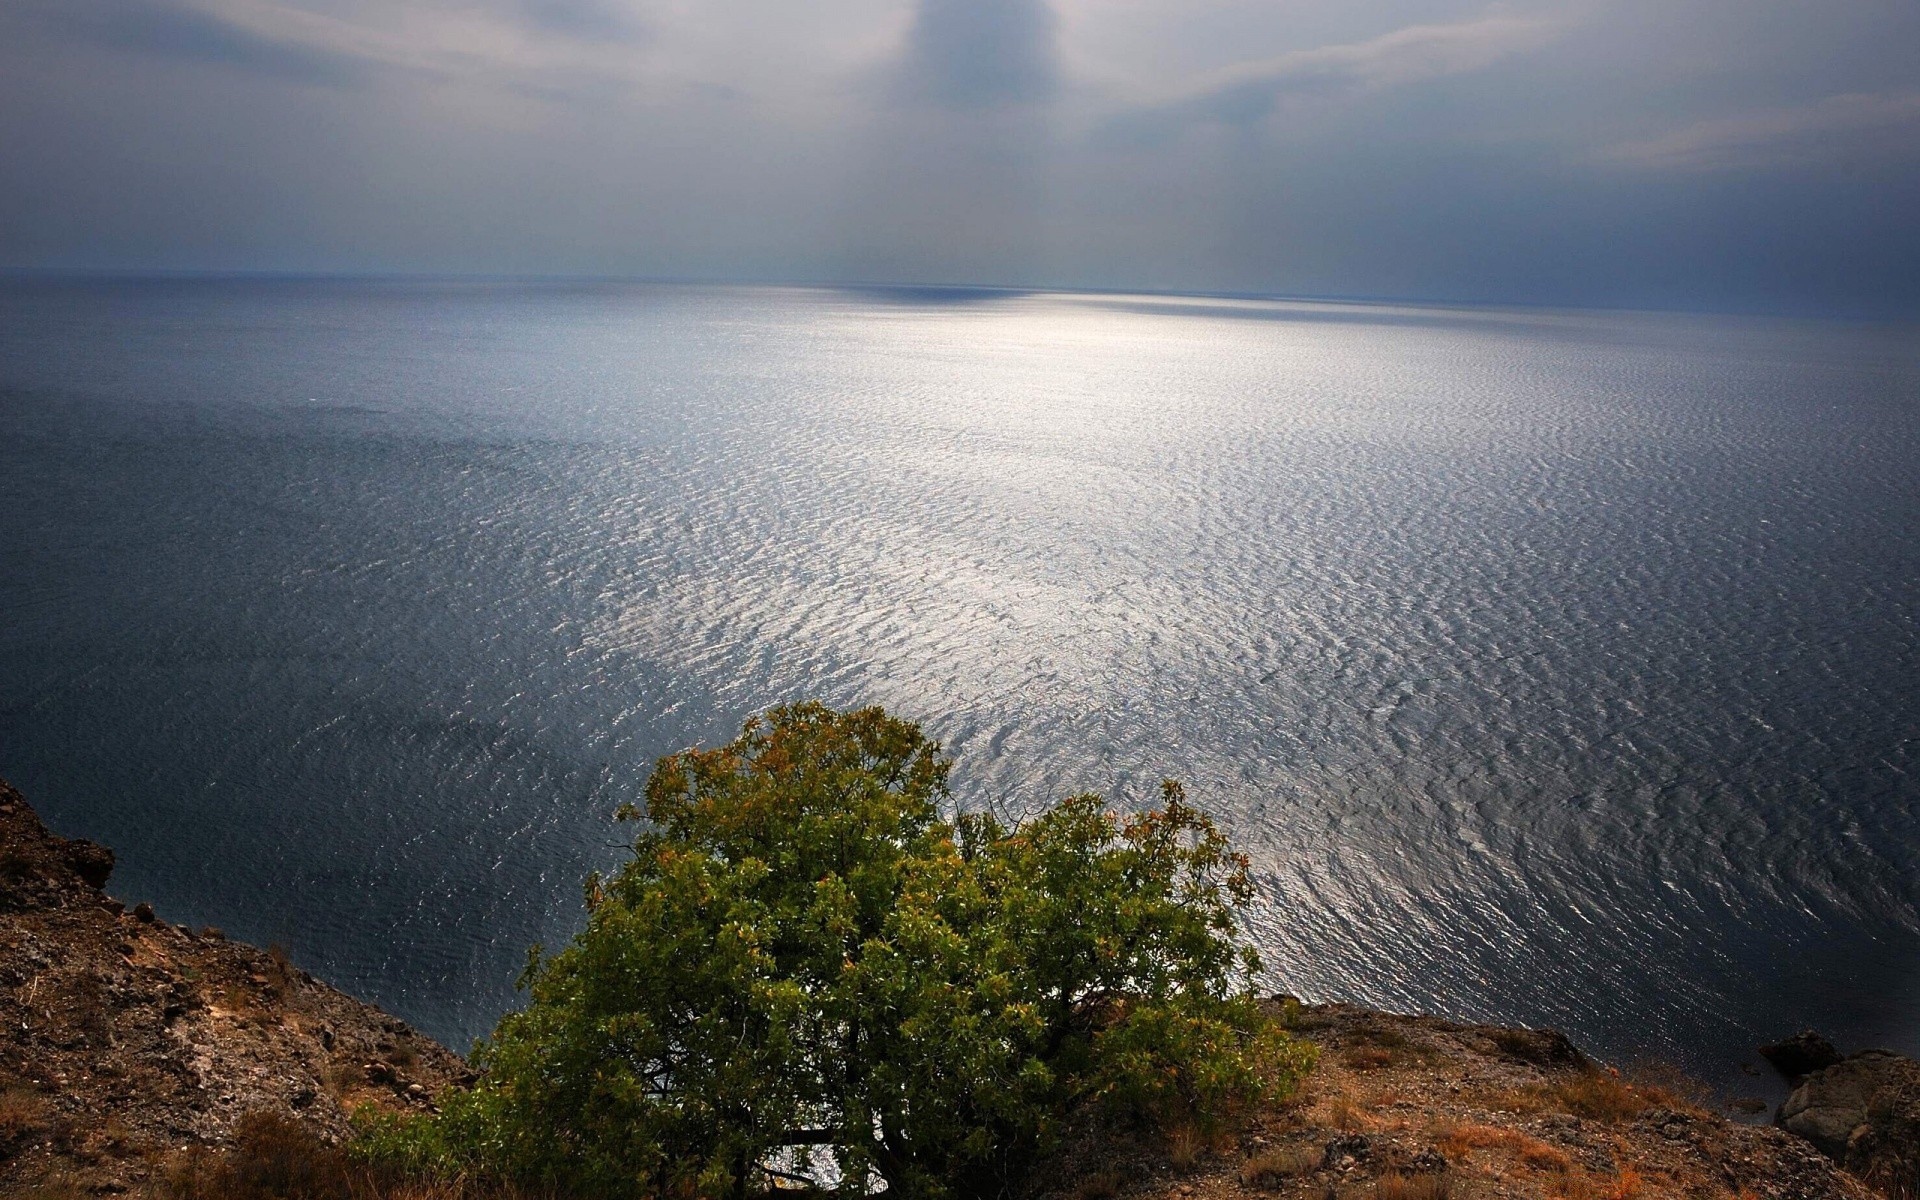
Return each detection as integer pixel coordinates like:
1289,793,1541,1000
1,0,1916,313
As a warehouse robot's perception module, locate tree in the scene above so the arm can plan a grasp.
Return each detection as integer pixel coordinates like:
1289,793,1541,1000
369,703,1313,1199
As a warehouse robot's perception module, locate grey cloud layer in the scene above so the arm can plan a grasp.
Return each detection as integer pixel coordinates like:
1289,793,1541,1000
1,0,1915,314
1101,13,1568,142
1600,90,1920,171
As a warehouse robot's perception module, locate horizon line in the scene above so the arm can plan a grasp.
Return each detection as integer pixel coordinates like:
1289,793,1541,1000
2,265,1913,326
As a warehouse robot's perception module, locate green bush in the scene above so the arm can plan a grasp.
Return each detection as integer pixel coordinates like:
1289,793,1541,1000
364,703,1312,1199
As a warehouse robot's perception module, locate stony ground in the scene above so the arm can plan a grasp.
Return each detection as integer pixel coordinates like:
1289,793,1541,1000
1038,1003,1875,1200
0,780,466,1195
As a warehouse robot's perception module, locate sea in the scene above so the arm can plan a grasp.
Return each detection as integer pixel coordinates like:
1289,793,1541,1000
2,276,1915,1097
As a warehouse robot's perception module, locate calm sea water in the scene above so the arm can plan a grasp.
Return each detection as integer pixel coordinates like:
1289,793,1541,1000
2,277,1915,1092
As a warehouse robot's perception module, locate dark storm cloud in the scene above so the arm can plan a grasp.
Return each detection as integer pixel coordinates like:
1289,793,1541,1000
897,0,1058,109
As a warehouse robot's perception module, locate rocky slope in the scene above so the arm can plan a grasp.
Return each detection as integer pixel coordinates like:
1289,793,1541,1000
0,779,1905,1199
1048,1002,1879,1200
0,779,465,1195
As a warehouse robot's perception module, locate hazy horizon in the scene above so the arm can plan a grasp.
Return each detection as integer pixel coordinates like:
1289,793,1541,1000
10,271,1920,326
4,0,1918,318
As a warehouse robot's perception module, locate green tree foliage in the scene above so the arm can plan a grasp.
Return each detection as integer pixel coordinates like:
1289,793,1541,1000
365,703,1313,1199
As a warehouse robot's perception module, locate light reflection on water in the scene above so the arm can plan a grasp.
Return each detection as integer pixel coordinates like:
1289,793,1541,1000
1,279,1915,1089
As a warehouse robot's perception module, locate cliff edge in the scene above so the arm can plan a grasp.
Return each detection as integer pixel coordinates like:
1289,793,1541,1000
0,779,464,1195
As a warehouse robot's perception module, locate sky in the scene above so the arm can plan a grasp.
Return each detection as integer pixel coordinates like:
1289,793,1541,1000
2,0,1917,314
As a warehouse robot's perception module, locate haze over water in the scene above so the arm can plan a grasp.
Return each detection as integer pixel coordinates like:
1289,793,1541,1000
2,277,1915,1087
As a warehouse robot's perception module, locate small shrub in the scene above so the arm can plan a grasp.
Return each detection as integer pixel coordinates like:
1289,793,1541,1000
1166,1124,1204,1173
158,1113,350,1200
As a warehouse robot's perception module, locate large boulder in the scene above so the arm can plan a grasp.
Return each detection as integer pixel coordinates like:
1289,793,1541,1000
1779,1049,1920,1195
1846,1067,1920,1198
1761,1030,1842,1081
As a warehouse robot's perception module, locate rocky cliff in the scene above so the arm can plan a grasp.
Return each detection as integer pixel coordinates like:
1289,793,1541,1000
0,779,464,1195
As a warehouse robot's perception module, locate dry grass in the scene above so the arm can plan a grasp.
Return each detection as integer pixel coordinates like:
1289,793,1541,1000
16,1169,91,1200
1165,1124,1204,1173
1343,1045,1397,1071
1543,1165,1648,1200
1507,1067,1694,1123
146,1113,556,1200
156,1113,354,1200
1239,1145,1320,1187
1063,1170,1127,1200
265,945,299,1002
1435,1122,1572,1174
1372,1172,1450,1200
0,1086,50,1142
1323,1094,1366,1132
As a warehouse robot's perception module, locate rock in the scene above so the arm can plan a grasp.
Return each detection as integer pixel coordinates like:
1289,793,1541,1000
1322,1134,1372,1168
1778,1048,1920,1195
1843,1062,1920,1197
60,840,115,890
1761,1031,1842,1081
131,903,155,924
1488,1025,1587,1070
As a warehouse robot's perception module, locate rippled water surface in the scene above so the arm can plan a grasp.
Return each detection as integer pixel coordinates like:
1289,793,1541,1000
2,278,1915,1086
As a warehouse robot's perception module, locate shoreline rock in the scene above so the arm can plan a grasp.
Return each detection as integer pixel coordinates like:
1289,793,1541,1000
1762,1032,1844,1083
1777,1046,1920,1197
